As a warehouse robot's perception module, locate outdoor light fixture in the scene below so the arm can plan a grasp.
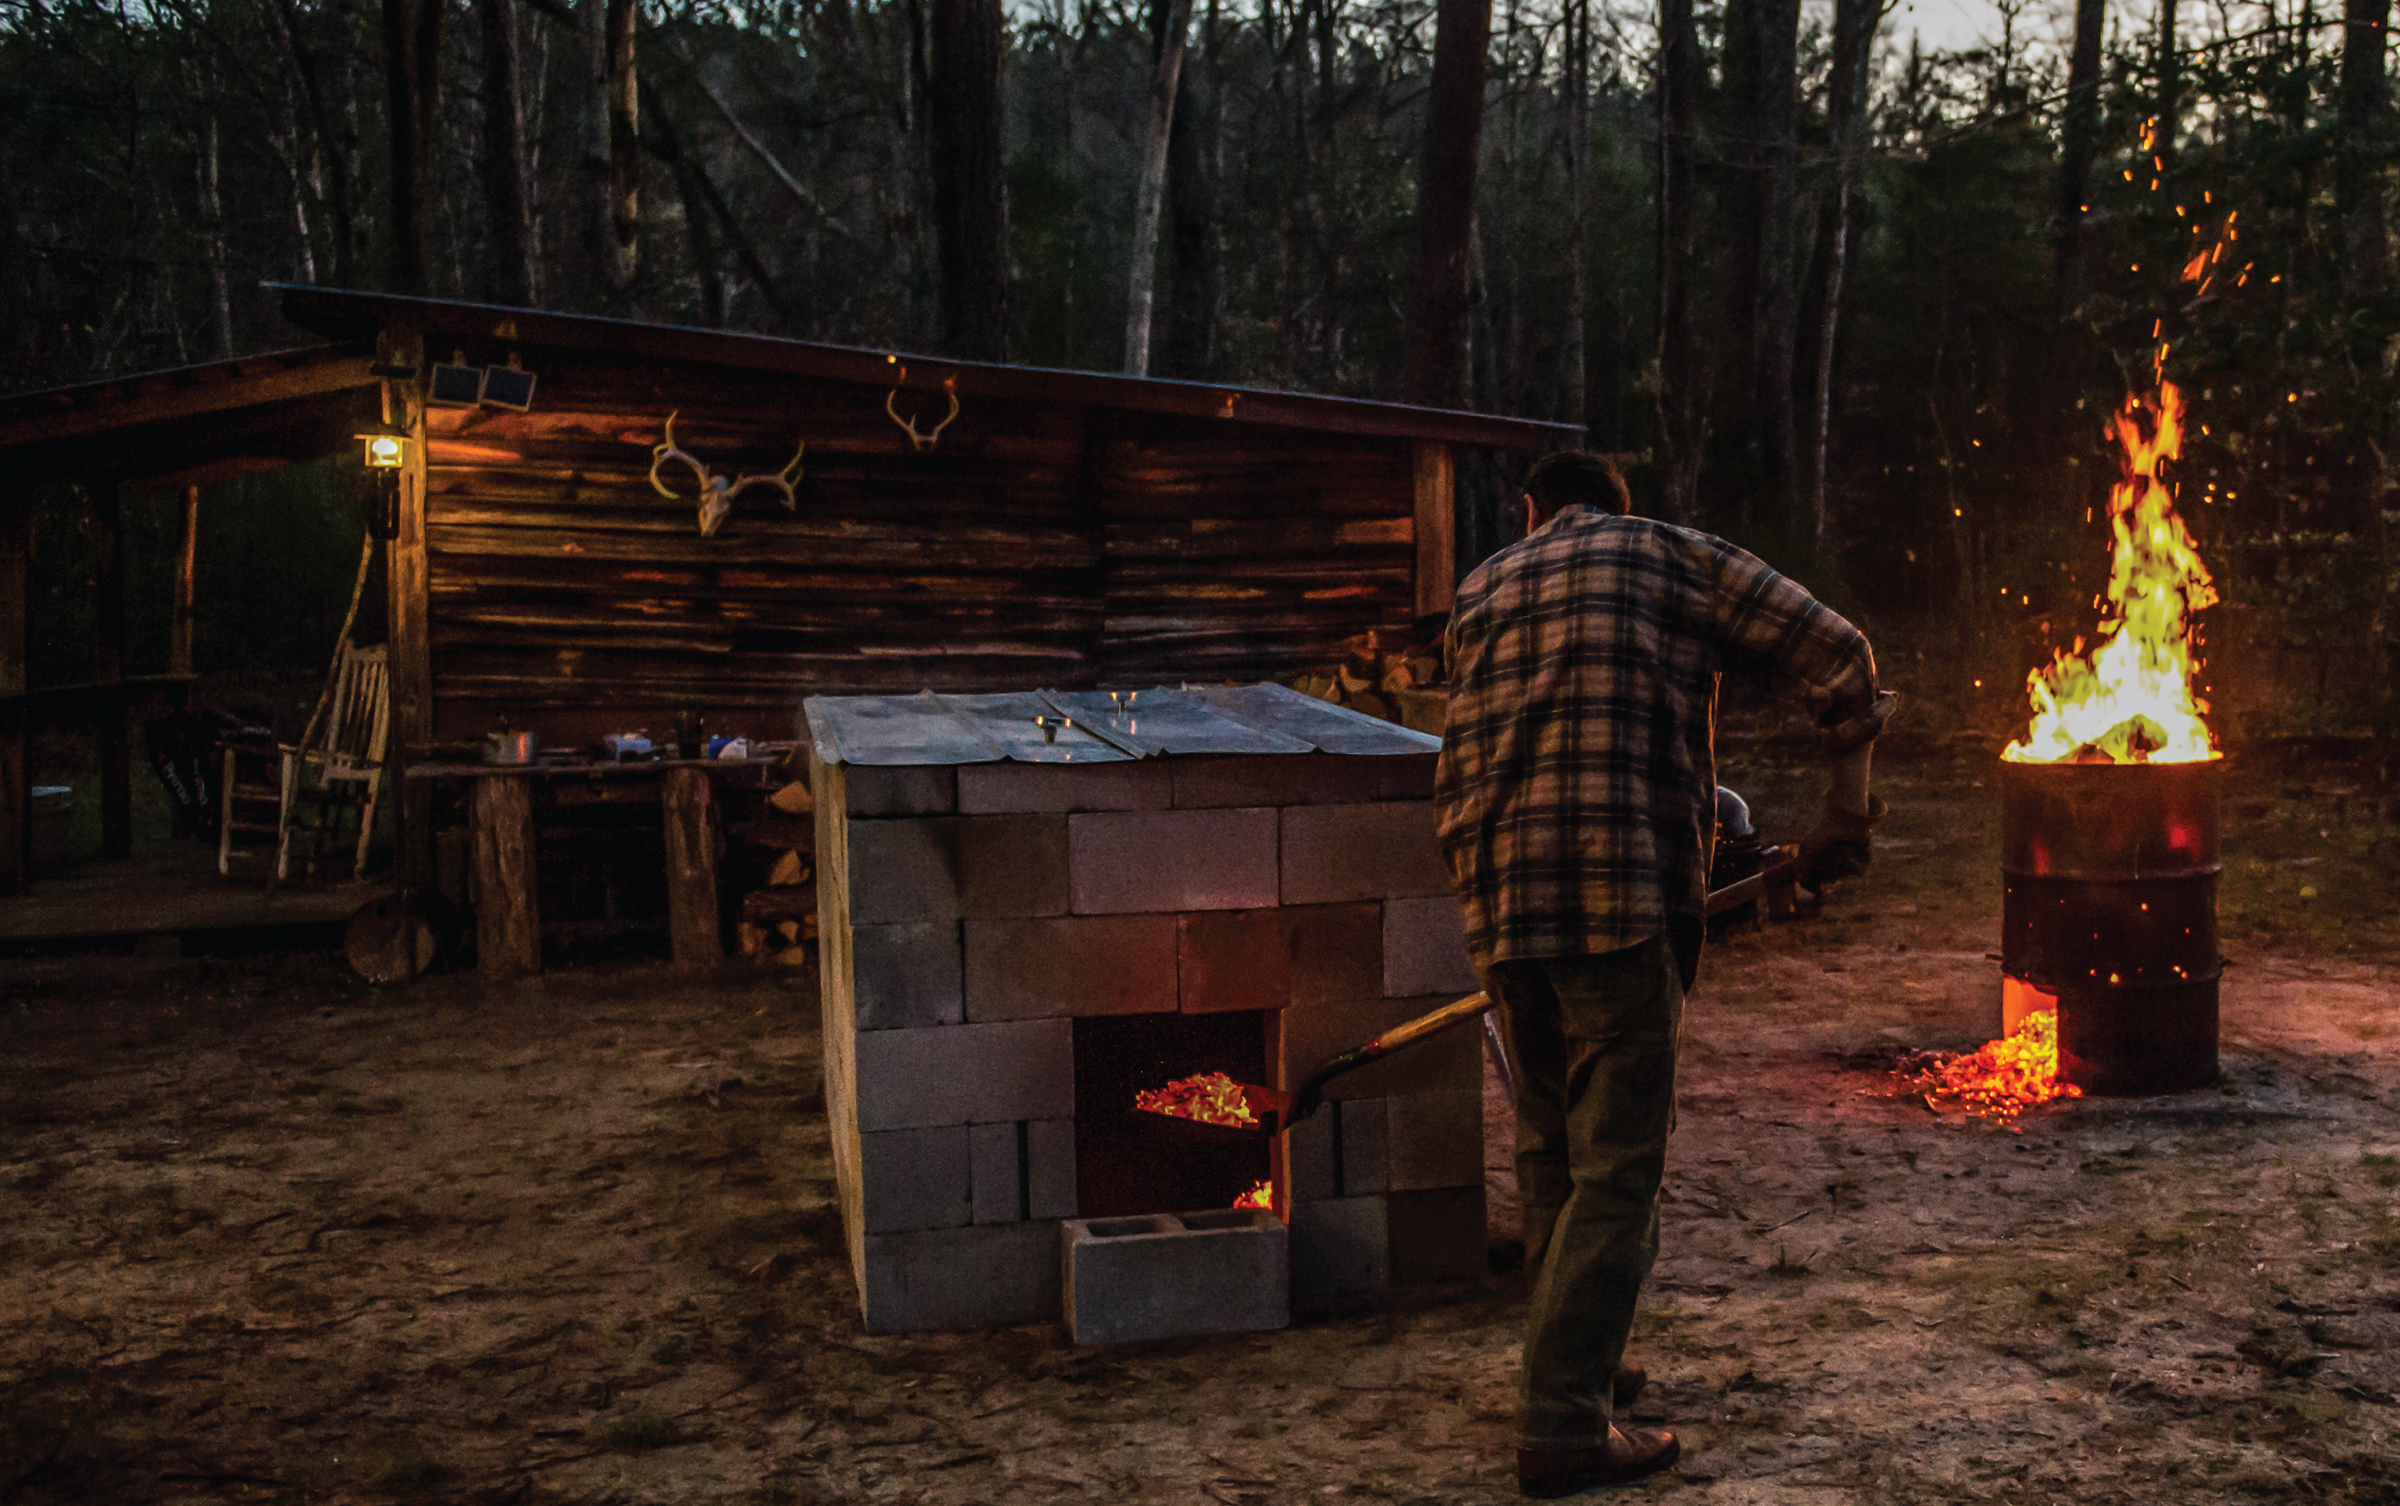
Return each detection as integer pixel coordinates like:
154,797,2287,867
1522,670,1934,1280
355,423,408,540
356,423,411,470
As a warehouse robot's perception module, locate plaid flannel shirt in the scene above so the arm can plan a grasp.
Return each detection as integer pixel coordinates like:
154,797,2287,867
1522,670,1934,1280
1436,505,1894,968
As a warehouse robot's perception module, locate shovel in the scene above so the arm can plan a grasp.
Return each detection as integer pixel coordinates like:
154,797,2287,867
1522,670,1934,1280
1138,852,1811,1140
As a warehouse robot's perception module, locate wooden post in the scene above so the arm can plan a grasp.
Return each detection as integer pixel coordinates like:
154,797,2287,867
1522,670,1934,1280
471,774,540,979
382,323,436,888
1413,441,1457,621
91,478,131,861
0,492,27,894
661,765,723,969
173,486,200,677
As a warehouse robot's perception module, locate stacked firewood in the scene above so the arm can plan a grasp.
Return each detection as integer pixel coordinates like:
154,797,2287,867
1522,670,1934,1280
736,777,817,968
1285,627,1446,736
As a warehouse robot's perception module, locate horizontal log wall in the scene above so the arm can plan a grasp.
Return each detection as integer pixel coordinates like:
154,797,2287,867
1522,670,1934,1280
421,355,1418,739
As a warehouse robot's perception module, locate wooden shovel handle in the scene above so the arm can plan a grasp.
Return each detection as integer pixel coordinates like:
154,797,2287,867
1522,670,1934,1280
1364,991,1494,1055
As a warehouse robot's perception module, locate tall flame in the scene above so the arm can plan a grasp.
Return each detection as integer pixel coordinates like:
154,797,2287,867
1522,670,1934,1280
2004,380,2220,764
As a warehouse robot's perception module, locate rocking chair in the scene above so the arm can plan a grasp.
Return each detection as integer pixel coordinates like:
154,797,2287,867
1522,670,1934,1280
218,644,391,884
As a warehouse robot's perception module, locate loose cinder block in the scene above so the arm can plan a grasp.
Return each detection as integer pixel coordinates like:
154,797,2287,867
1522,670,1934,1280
1281,803,1450,903
1388,1186,1485,1285
963,915,1177,1021
969,1121,1021,1225
1069,807,1278,914
859,1125,972,1234
859,1221,1062,1334
1383,895,1478,998
1061,1210,1290,1344
1289,1195,1390,1300
1278,994,1482,1101
852,1020,1075,1131
851,922,963,1031
1171,754,1436,809
1026,1117,1077,1219
845,766,957,817
1339,1097,1391,1195
1282,1110,1338,1203
958,761,1174,815
957,814,1070,918
1385,1089,1483,1191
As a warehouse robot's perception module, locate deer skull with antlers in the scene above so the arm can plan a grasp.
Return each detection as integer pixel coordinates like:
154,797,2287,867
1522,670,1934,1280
650,412,806,537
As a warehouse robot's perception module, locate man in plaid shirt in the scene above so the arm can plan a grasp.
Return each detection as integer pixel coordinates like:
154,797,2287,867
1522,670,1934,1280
1438,451,1894,1496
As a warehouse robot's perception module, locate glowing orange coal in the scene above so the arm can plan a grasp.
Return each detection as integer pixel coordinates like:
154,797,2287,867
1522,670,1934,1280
1133,1070,1257,1128
1232,1179,1274,1210
1893,1012,2083,1129
2005,380,2219,765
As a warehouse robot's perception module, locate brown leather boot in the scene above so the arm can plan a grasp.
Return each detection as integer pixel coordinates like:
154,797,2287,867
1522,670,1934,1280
1516,1426,1680,1497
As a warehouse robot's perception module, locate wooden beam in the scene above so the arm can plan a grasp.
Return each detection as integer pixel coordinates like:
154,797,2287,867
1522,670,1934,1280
0,348,374,454
383,322,436,887
661,766,723,969
173,486,199,677
91,478,131,860
0,492,27,894
1413,441,1457,621
470,774,540,978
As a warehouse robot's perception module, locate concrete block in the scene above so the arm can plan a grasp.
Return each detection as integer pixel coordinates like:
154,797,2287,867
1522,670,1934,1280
846,817,959,924
1278,994,1481,1101
957,815,1069,918
1338,1097,1390,1195
1383,895,1478,998
1286,902,1386,1007
1171,754,1437,808
1069,808,1278,914
1289,1196,1390,1300
1281,803,1449,903
853,1020,1075,1130
959,761,1174,814
969,1121,1021,1224
963,915,1177,1020
1385,1089,1483,1191
851,922,963,1031
1061,1210,1289,1344
859,1126,972,1234
1026,1117,1078,1219
859,1221,1062,1333
1282,1110,1338,1203
1177,902,1381,1014
845,766,957,817
1388,1186,1485,1285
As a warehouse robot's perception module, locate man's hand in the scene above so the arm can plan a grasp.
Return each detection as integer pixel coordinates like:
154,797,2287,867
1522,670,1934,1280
1797,793,1887,888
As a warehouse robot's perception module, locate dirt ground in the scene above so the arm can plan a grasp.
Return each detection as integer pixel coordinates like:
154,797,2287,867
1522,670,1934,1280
4,743,2398,1505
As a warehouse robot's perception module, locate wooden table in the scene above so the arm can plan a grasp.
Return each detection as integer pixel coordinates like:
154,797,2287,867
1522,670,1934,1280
406,757,783,979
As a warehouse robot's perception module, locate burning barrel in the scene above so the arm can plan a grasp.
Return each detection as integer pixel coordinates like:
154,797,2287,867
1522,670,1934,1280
2000,758,2221,1094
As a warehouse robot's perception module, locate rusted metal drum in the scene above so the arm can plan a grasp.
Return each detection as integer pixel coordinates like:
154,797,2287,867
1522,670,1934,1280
2000,758,2222,1095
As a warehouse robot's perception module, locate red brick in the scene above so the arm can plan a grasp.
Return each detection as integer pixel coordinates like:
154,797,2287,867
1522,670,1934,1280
963,915,1177,1020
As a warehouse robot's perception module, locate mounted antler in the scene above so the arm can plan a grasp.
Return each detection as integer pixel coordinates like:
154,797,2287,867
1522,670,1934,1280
649,411,806,537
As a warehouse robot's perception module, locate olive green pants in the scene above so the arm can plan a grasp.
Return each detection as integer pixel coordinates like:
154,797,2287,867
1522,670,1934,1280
1486,935,1685,1452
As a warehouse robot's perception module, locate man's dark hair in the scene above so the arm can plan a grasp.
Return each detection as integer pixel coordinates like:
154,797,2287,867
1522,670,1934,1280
1524,450,1632,522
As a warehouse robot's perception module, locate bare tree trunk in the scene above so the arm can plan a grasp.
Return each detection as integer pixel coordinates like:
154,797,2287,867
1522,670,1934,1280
2341,0,2393,295
1124,0,1194,374
381,0,442,295
929,0,1009,359
1811,0,1880,547
1158,0,1222,378
1653,0,1701,521
195,92,234,358
1561,0,1589,433
2156,0,2180,168
478,0,536,305
580,0,614,304
1750,0,1801,516
604,0,641,301
1401,0,1494,407
2055,0,2105,319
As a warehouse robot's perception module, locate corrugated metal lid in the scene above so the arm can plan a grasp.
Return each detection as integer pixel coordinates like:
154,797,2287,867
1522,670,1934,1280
805,684,1439,766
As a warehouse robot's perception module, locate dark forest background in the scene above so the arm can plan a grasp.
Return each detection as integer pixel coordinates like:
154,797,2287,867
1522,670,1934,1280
3,0,2397,752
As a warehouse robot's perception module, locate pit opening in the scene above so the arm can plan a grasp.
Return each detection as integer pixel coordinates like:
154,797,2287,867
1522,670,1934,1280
1072,1011,1273,1219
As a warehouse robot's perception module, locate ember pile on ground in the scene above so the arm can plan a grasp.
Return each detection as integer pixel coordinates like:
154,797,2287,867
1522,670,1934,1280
2,744,2396,1504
